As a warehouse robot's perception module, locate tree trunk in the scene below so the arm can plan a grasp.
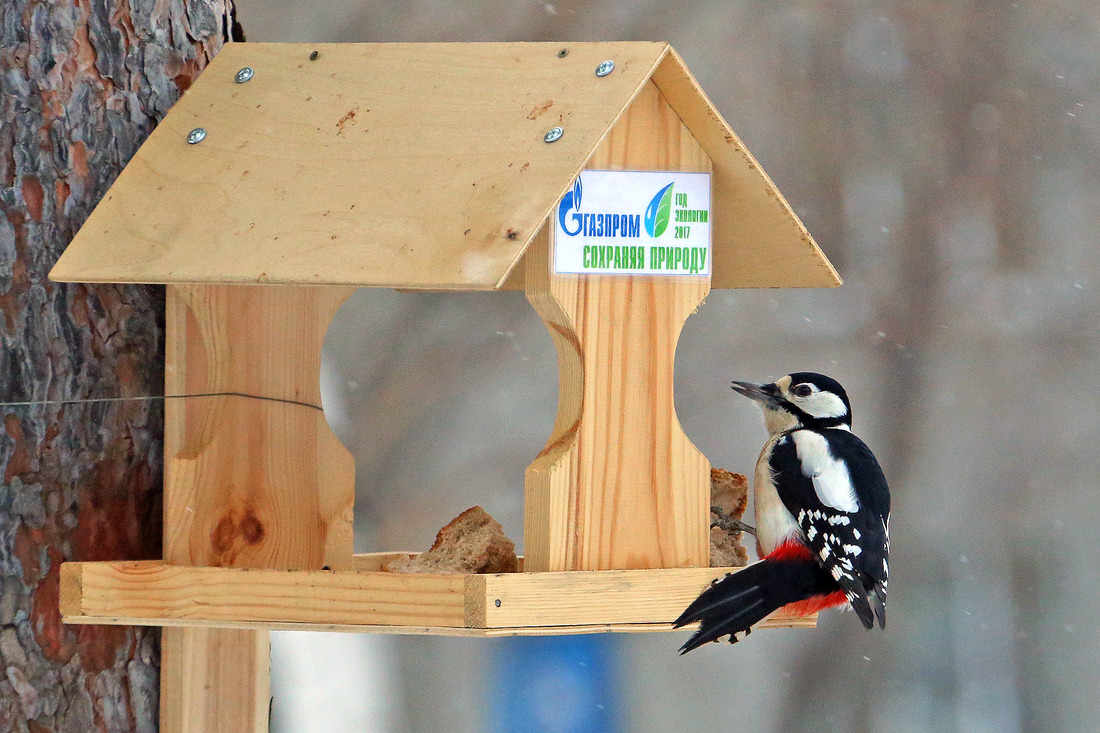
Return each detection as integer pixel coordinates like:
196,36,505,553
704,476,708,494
0,1,237,730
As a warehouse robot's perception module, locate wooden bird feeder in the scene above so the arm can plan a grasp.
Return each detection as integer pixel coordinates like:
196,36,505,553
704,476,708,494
50,40,838,727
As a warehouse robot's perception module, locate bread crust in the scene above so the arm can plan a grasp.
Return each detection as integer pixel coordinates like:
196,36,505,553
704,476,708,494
710,468,749,567
381,506,519,574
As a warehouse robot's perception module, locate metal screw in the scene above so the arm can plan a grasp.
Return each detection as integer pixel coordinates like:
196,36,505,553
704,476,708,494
543,126,564,143
494,599,502,607
595,59,615,77
309,50,319,61
235,67,254,83
557,48,569,58
187,127,207,144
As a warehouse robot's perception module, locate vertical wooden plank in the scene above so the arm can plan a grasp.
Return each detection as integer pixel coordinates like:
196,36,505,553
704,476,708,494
524,82,713,572
160,284,356,732
163,285,356,571
160,628,270,732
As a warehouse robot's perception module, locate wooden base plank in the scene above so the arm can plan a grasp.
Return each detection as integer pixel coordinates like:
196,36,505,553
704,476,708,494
61,618,815,636
475,567,741,628
61,559,816,635
62,560,467,628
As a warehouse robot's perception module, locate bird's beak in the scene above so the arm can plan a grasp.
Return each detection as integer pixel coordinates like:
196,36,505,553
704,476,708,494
731,380,780,406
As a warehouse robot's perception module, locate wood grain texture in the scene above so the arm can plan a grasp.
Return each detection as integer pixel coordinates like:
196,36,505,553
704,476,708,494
523,81,713,573
476,566,805,628
160,628,269,733
163,284,356,570
63,561,467,628
50,42,669,289
0,0,235,730
49,42,839,291
650,48,842,289
60,559,814,633
160,283,355,733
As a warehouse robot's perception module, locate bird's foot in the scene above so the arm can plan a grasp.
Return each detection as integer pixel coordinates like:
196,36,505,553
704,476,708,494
710,506,757,536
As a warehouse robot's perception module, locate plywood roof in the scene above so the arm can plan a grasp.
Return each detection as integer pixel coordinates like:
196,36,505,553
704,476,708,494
50,42,839,290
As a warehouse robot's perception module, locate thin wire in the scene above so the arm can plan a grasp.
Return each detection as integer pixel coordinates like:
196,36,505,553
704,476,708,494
0,392,323,411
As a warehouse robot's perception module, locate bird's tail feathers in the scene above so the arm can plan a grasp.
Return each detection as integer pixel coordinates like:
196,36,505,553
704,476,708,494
837,574,887,631
674,558,833,654
869,580,887,629
845,588,875,630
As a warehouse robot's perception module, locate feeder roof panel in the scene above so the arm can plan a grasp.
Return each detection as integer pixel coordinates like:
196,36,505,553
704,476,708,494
50,42,839,290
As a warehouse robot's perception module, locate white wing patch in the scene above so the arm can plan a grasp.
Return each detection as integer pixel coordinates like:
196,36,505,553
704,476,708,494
791,431,860,513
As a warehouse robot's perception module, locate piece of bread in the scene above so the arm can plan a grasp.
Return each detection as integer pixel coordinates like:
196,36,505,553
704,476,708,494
381,506,519,574
710,468,750,567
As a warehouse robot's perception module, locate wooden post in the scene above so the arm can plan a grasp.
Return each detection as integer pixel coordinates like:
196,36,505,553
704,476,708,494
160,284,355,732
524,81,713,573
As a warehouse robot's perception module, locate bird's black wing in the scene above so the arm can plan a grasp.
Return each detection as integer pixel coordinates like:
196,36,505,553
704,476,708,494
769,429,890,629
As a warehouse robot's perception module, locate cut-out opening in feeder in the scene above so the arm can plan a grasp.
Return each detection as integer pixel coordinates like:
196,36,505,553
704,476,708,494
51,41,839,639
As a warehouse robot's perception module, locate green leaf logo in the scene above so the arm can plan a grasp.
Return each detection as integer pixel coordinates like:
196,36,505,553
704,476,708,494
644,183,674,238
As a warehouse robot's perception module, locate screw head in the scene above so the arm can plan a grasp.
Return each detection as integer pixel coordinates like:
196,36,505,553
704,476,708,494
543,126,564,143
309,50,319,61
235,67,254,83
494,599,502,607
187,127,207,145
557,48,569,58
595,59,615,77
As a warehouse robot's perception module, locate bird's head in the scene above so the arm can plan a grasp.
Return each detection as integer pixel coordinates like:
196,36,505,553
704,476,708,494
731,372,852,434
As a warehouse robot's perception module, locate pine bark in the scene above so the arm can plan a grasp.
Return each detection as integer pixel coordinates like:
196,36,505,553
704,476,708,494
0,1,237,730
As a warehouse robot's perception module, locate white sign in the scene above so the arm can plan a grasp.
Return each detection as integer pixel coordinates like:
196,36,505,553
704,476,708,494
553,170,711,276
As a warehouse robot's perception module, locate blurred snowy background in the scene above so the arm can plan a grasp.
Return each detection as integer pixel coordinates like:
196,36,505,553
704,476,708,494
232,1,1100,731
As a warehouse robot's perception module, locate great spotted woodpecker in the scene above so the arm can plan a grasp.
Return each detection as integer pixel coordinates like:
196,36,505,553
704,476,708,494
675,372,890,653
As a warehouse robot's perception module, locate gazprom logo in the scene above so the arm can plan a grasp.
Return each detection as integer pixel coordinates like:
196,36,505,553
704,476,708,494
644,183,674,238
558,178,584,236
558,177,677,240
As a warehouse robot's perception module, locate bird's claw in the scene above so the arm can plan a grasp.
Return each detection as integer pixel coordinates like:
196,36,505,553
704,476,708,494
710,506,757,536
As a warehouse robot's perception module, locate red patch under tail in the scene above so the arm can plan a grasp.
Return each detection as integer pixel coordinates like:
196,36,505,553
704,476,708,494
764,540,848,617
780,590,848,617
765,538,814,562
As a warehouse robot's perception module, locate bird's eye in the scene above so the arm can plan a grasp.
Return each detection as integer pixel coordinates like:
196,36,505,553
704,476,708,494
793,384,813,398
